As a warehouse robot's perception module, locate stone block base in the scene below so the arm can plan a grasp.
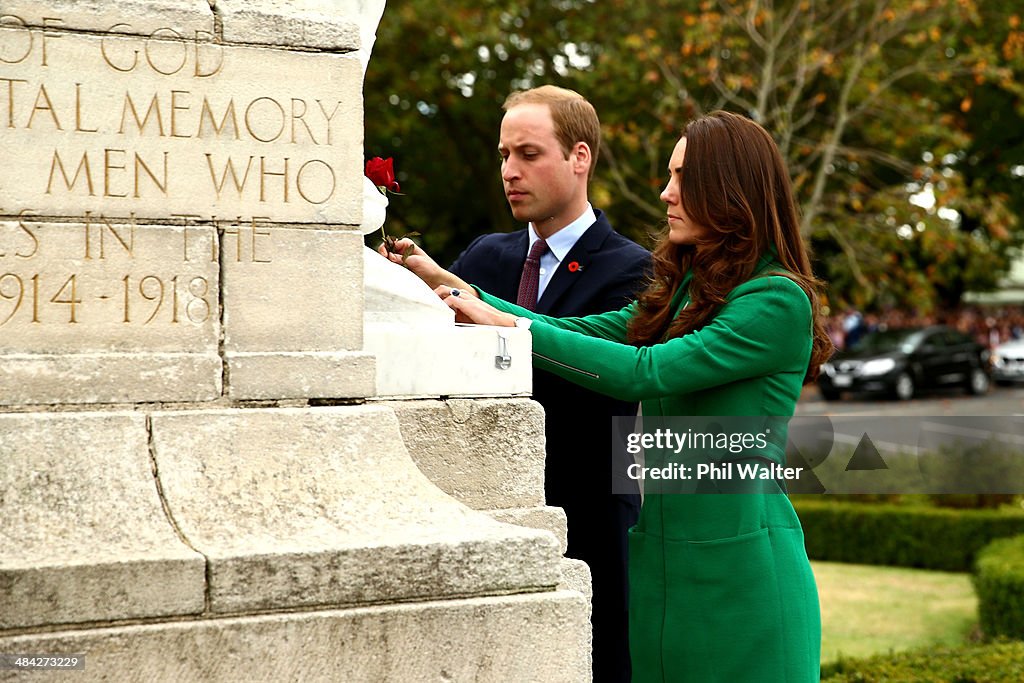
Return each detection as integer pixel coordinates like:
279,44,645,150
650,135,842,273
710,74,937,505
225,351,376,399
0,592,590,682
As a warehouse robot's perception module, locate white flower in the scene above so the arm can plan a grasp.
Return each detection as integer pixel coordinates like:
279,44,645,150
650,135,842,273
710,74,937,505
360,175,390,235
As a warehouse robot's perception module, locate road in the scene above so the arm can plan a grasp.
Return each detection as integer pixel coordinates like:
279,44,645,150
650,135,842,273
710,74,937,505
796,383,1024,416
791,383,1024,495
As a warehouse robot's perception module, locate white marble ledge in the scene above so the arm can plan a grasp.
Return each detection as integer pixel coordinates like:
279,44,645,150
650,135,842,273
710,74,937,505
365,323,533,399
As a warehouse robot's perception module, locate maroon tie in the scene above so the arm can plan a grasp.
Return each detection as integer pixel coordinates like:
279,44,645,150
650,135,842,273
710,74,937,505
516,238,549,310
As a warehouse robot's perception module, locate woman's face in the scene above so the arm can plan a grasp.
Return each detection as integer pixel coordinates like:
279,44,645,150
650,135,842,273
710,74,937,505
660,137,710,246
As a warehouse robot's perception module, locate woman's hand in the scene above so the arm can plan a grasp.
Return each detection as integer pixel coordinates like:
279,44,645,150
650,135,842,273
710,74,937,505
436,286,517,326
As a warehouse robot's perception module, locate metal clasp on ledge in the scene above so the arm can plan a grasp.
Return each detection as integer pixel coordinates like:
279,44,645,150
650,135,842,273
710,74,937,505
495,329,512,369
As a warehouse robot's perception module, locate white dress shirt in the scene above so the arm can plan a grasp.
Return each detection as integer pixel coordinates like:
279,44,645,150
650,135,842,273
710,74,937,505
527,203,596,299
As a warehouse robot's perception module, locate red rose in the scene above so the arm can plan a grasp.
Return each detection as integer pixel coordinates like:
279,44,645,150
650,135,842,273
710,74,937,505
365,156,400,193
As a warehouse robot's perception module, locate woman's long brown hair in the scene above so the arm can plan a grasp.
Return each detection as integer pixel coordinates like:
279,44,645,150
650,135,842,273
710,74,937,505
627,111,833,383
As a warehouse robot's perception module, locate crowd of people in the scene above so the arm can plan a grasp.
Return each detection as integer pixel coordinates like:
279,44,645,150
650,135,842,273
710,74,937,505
824,305,1024,351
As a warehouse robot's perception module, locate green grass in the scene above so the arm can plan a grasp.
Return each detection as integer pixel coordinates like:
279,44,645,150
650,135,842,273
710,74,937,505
813,560,978,664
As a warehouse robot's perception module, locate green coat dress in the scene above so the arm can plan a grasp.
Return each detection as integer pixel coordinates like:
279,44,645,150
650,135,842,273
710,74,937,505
477,259,821,682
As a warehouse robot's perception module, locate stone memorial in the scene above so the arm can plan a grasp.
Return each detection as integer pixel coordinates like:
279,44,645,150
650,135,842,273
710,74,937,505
0,2,591,680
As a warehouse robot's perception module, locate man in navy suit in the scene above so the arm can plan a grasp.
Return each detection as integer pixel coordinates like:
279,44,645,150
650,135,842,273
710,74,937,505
383,85,649,682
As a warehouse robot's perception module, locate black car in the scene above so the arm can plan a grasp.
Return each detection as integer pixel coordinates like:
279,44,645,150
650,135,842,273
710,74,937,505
817,325,991,401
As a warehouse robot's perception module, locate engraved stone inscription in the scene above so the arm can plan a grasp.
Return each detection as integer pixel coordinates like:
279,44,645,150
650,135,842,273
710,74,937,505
0,217,218,353
0,18,362,224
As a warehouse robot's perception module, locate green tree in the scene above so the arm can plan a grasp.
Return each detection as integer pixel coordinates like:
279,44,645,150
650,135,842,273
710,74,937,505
952,5,1024,304
364,1,595,261
575,0,1022,312
365,0,1023,312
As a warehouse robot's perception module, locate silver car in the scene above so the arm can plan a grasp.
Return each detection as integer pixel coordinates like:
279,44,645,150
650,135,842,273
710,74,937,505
991,338,1024,385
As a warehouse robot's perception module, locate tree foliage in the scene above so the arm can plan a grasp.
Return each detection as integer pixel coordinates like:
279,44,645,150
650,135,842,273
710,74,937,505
364,0,1024,313
364,1,591,260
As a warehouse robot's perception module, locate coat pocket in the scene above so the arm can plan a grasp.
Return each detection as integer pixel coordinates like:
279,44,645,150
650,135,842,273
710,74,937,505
661,527,789,681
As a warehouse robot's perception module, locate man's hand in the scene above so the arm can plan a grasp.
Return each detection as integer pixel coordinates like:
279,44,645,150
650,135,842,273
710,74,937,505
377,237,451,289
377,238,475,296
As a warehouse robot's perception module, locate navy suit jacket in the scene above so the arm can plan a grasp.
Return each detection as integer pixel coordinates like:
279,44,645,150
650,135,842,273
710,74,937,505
450,209,649,513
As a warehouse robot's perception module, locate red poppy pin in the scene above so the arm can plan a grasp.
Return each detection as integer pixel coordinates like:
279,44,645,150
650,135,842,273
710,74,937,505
568,261,582,273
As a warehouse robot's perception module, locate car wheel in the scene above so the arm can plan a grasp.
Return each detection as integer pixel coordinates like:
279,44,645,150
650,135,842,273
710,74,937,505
820,389,841,401
894,372,915,401
966,367,990,395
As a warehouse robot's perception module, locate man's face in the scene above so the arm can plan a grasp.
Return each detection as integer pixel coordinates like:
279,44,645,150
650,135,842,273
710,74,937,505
498,103,581,230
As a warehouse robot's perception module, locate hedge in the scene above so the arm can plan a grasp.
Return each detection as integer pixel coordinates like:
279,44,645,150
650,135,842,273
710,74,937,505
793,498,1024,571
974,536,1024,640
820,641,1024,682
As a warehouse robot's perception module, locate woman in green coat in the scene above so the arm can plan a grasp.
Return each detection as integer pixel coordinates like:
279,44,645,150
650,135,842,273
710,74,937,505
387,111,832,682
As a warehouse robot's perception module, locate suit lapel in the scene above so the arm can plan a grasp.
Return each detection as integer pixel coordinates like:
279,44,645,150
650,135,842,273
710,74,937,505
535,214,613,314
671,271,693,314
494,231,531,301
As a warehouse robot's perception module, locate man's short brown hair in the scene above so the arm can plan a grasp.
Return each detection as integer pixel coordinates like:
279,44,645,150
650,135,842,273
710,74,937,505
503,85,601,180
